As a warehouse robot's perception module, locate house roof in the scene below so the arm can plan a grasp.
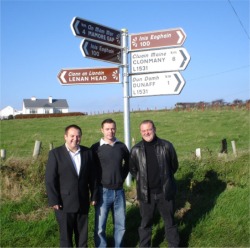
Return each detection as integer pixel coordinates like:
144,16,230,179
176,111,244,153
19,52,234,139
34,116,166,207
23,99,68,108
1,106,15,112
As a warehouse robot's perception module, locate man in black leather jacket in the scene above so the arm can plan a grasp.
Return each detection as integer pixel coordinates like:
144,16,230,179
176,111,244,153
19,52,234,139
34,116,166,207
129,120,180,247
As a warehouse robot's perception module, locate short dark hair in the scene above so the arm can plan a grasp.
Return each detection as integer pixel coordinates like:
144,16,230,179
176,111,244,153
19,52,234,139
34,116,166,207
101,118,116,128
65,124,82,135
139,120,156,129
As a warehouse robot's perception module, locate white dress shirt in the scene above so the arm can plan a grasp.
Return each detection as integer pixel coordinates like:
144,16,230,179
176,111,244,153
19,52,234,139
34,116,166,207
100,138,118,147
65,145,81,176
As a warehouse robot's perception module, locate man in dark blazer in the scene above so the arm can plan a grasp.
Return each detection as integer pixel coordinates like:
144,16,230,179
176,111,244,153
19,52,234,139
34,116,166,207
45,124,98,247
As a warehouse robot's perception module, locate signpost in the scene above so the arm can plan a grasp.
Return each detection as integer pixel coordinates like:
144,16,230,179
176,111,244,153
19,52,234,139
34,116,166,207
130,28,186,51
58,67,120,85
131,71,185,97
80,39,122,64
71,17,121,47
130,47,190,74
66,16,191,186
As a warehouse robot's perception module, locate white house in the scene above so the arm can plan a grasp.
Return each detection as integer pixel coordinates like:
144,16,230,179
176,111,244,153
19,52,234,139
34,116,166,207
22,96,69,114
0,106,21,119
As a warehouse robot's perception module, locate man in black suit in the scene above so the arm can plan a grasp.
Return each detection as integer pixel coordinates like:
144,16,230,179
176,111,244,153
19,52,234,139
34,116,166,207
45,124,98,247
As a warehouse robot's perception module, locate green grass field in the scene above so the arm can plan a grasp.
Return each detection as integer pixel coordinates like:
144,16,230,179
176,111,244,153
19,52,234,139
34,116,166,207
0,109,249,247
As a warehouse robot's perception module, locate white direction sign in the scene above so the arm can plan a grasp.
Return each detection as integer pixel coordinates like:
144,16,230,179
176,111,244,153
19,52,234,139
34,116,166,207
131,71,185,97
131,47,190,74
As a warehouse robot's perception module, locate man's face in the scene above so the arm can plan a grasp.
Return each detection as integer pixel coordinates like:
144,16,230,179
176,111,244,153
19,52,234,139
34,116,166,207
64,127,81,151
140,122,156,142
101,122,116,143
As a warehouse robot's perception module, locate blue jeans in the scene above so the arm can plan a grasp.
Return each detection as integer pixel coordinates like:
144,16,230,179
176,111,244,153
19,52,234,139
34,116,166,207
94,187,126,248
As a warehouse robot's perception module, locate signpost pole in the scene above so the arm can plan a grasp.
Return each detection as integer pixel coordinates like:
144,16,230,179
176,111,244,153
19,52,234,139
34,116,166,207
122,28,131,187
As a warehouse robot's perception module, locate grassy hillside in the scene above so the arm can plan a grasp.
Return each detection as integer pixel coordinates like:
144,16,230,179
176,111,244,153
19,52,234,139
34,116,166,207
1,109,249,158
0,109,249,247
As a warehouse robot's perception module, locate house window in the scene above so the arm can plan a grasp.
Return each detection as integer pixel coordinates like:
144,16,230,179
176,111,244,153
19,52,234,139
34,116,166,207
45,109,50,114
30,109,37,114
55,109,62,113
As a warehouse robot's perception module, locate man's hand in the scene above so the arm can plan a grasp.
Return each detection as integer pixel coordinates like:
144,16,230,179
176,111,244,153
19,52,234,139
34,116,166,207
52,205,62,210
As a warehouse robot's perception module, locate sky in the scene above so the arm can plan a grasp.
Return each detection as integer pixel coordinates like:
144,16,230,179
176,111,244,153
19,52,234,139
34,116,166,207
1,0,249,114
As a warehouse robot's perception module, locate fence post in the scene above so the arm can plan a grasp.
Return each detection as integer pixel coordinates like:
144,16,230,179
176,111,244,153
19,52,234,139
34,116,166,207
1,149,6,160
231,140,237,157
195,148,201,159
49,142,54,150
220,138,227,153
33,140,41,158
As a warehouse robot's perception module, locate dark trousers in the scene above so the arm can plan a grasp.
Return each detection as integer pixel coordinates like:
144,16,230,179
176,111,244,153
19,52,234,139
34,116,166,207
138,193,180,247
55,210,88,247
